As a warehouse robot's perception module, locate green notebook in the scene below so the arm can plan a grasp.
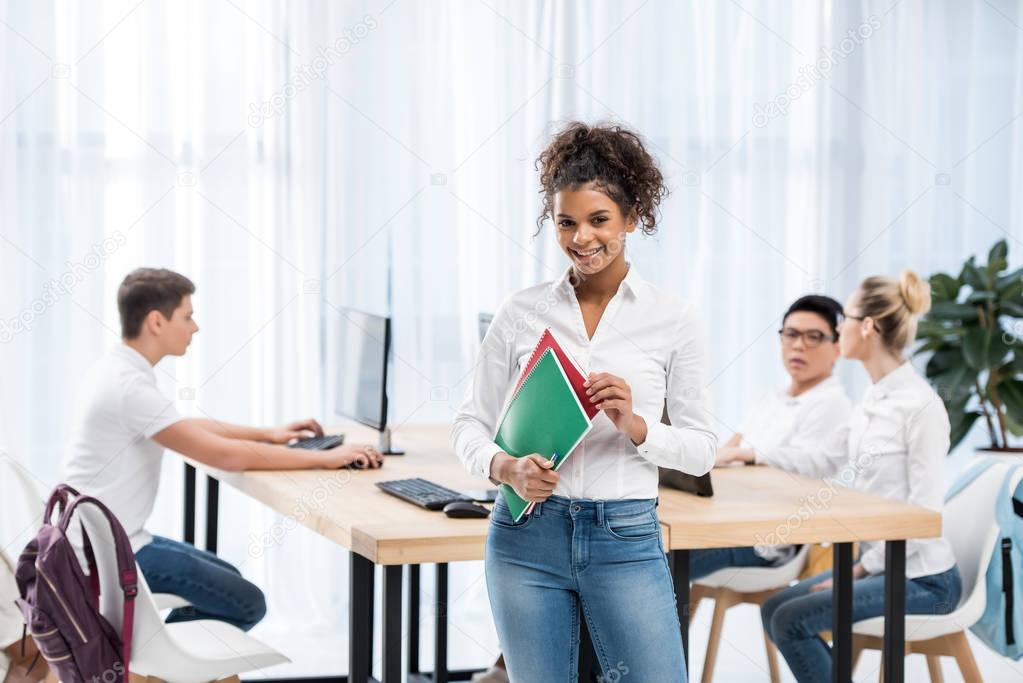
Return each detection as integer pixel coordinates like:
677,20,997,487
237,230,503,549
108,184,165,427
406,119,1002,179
493,348,592,521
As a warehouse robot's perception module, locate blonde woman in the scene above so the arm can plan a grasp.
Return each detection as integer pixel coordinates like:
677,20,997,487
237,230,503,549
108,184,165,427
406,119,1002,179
761,271,962,683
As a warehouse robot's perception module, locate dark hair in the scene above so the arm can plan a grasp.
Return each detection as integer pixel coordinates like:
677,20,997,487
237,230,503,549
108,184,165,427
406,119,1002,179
117,268,195,339
783,295,844,338
535,121,668,234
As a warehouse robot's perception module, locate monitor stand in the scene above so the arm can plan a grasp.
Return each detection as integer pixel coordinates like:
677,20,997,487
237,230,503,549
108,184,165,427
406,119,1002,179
377,426,405,455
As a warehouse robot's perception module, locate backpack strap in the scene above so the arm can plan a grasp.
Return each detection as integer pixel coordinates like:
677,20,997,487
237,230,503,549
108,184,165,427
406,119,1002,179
42,483,80,524
57,495,137,683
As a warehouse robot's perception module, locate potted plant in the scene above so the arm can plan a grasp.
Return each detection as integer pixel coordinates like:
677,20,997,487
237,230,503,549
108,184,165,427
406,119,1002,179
916,239,1023,453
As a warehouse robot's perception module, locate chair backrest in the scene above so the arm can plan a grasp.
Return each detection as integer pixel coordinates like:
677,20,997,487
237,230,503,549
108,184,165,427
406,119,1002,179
76,503,166,652
0,451,45,559
943,461,1018,607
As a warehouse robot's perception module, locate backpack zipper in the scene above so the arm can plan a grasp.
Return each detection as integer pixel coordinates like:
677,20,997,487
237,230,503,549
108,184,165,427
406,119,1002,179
35,564,88,643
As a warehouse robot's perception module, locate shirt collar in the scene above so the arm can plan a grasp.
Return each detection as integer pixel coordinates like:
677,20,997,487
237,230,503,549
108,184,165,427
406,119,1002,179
554,263,645,301
114,343,156,376
781,374,841,405
866,361,916,400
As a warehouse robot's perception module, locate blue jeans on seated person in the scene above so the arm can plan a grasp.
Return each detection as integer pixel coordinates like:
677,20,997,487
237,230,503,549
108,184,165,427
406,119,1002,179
135,535,267,631
485,495,686,683
761,565,962,683
689,546,776,581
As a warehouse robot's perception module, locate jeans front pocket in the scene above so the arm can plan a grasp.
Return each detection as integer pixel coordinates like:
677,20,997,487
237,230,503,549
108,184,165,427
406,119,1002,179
489,495,535,530
604,510,661,542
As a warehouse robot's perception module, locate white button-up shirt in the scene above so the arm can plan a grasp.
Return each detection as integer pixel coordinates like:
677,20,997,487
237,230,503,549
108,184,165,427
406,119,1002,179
779,362,956,578
451,266,717,501
747,376,853,469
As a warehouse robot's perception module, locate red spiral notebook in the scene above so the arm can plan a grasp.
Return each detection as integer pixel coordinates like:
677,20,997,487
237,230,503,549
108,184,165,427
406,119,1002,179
513,328,598,421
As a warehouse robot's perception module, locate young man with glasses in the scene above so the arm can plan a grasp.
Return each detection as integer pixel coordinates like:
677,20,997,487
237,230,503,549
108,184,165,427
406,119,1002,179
690,295,852,578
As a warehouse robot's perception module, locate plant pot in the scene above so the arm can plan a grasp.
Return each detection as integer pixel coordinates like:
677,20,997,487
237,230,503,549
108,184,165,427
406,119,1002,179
976,447,1023,461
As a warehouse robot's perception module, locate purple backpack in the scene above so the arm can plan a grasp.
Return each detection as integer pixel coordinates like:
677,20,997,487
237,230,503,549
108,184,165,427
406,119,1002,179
14,484,137,683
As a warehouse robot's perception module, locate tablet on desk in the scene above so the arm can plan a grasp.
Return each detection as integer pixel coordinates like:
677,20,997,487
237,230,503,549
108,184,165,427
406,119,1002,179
658,468,714,497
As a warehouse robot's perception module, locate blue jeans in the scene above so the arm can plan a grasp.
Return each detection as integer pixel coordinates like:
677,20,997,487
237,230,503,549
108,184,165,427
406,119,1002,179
486,495,686,683
762,565,962,683
135,535,267,631
689,546,775,581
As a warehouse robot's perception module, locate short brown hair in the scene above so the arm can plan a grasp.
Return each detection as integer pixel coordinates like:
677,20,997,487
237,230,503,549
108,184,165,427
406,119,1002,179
117,268,195,339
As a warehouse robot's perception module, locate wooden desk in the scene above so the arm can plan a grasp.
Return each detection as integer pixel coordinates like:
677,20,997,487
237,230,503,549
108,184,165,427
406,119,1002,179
186,426,941,683
656,466,941,683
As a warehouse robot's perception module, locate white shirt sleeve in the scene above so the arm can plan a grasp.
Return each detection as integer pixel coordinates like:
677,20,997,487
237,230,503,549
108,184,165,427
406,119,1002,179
859,395,950,575
754,395,851,479
635,307,717,476
450,307,517,480
119,377,182,439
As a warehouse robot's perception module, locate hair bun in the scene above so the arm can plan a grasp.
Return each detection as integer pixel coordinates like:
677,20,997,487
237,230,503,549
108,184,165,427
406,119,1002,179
899,269,931,315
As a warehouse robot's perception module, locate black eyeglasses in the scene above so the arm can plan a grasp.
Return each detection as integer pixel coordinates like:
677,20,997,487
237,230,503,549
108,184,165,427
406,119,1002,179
778,328,838,348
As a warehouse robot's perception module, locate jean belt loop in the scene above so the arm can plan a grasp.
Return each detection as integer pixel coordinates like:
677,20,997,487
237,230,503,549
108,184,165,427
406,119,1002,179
534,500,543,517
596,500,605,527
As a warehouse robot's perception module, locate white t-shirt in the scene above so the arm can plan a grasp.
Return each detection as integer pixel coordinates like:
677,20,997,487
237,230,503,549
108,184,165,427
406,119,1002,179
62,344,182,550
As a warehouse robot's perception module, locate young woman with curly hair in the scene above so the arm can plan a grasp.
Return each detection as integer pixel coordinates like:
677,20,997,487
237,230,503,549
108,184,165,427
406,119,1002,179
452,121,716,682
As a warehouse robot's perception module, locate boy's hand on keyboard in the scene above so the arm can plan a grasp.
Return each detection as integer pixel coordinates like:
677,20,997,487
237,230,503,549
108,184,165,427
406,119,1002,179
269,417,325,444
323,444,383,469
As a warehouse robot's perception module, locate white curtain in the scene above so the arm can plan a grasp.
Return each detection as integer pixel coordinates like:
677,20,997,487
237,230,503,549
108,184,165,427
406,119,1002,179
3,0,1023,677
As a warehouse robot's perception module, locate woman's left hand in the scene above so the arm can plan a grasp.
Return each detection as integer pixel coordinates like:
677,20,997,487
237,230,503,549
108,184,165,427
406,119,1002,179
585,372,647,445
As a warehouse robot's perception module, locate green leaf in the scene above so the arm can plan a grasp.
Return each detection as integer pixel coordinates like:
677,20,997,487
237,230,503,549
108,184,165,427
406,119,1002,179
950,411,983,451
1003,302,1023,318
963,327,1011,370
925,348,964,378
931,363,978,403
926,301,980,321
997,268,1023,297
1000,379,1023,427
966,291,998,303
988,240,1009,275
961,257,988,291
916,319,966,338
929,273,961,302
914,338,949,355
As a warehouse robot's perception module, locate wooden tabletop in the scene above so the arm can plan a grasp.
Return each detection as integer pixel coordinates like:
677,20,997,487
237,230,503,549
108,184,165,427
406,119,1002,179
657,466,941,550
194,424,941,565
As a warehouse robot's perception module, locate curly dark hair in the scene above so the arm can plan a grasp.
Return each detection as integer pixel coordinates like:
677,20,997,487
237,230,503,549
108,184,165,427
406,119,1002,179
535,121,668,235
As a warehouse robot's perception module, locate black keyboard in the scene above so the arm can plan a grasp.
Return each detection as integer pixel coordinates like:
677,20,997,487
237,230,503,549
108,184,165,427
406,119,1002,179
376,478,472,510
288,434,345,450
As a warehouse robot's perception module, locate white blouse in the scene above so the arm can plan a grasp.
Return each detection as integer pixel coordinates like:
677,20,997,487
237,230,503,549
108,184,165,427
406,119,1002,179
782,362,956,578
451,266,717,501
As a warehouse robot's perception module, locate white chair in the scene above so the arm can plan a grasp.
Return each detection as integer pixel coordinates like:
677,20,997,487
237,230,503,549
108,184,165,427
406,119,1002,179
0,451,188,614
77,502,289,683
850,462,1021,682
691,544,810,683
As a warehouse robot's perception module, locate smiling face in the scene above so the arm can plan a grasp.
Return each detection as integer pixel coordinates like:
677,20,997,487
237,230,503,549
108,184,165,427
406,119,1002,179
779,310,840,385
554,184,636,277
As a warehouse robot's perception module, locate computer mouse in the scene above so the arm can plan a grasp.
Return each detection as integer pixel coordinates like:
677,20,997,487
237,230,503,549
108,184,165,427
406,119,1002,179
442,501,491,519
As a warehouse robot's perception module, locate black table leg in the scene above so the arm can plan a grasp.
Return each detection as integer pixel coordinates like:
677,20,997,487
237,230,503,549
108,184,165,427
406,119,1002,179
408,564,420,676
383,565,402,683
434,563,449,683
670,549,690,674
205,475,219,554
832,542,854,683
350,553,375,683
183,463,196,544
883,540,906,683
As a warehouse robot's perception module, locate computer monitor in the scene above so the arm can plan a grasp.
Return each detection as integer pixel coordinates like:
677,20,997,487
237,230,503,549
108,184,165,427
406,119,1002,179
334,307,404,455
478,312,493,343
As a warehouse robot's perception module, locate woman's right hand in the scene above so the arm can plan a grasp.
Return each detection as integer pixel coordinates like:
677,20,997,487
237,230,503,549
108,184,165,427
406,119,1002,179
322,444,384,469
490,452,559,502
